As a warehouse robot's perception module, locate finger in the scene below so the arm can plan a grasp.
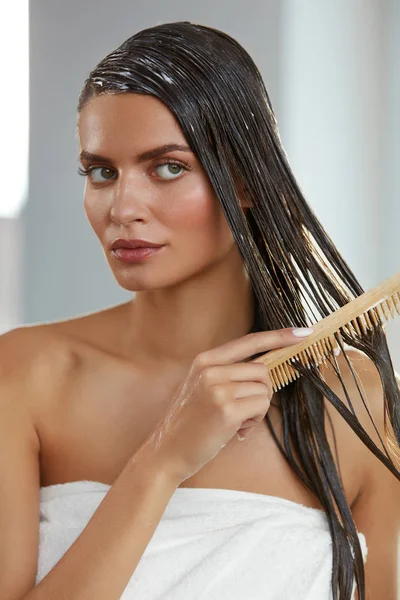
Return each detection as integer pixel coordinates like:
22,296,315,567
196,328,313,368
232,382,271,399
201,363,272,388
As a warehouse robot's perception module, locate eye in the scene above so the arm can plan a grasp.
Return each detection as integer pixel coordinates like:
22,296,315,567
153,160,190,180
77,159,191,185
77,166,116,183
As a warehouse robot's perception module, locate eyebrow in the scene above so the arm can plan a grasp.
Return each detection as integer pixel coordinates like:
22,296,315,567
79,144,192,164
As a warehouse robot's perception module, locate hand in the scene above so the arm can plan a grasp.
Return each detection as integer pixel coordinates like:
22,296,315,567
139,327,312,484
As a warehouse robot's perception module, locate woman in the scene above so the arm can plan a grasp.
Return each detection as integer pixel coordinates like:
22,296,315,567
0,21,399,600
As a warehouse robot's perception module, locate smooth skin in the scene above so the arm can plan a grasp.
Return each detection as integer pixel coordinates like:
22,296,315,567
0,93,398,599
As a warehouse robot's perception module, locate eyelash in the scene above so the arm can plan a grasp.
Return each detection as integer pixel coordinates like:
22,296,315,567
77,158,191,183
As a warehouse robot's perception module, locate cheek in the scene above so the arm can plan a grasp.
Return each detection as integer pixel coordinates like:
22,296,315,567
84,193,107,238
164,183,233,249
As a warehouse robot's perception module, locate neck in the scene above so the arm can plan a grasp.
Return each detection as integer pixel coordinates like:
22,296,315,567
120,252,256,370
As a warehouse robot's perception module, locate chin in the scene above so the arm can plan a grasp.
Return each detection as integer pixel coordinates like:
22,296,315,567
111,270,178,293
108,252,218,292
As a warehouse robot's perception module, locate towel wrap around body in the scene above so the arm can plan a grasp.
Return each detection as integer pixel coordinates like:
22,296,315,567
35,480,368,599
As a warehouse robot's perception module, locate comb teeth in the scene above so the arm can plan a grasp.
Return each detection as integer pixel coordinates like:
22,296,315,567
381,301,390,320
270,334,341,390
392,292,400,313
252,273,400,392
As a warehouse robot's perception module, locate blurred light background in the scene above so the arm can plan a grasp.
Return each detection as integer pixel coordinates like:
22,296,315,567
1,0,399,592
1,0,399,370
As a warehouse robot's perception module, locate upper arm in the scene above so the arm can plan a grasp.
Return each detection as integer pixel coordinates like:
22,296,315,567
0,328,41,599
348,355,400,600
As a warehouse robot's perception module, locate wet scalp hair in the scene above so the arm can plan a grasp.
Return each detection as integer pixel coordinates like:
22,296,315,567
77,21,400,600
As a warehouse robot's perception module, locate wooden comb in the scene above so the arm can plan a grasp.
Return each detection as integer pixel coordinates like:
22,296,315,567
252,271,400,392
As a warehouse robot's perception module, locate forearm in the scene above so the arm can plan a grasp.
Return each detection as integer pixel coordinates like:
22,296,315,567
26,450,180,600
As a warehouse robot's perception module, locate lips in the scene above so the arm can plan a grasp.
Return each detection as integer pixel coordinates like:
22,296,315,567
112,245,163,264
111,239,163,250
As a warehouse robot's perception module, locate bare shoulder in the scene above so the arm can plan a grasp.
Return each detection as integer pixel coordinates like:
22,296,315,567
335,346,399,483
0,300,132,414
325,348,400,599
0,324,82,415
39,301,132,355
321,346,397,448
0,324,77,374
318,347,399,504
0,300,129,374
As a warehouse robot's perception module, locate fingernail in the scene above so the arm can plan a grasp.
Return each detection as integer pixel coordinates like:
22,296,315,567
237,432,246,441
333,347,341,356
292,327,314,337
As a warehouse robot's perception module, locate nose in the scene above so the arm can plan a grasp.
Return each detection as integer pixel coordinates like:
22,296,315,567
109,172,151,225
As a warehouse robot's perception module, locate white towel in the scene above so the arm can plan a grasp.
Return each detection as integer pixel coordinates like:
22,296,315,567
35,480,367,599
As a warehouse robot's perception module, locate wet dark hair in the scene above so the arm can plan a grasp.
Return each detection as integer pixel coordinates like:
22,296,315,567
77,21,400,600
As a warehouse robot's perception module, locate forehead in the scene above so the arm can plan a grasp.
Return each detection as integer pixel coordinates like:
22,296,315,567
78,93,185,149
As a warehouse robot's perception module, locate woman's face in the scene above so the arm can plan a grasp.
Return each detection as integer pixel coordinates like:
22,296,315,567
78,93,245,292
